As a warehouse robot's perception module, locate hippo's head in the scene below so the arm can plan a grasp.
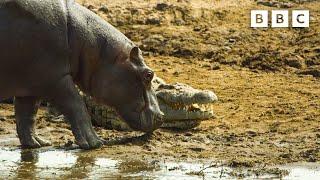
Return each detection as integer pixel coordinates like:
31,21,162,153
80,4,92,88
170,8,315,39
90,46,163,132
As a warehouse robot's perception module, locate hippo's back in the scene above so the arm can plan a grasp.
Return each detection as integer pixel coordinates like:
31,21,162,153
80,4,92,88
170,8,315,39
0,0,70,97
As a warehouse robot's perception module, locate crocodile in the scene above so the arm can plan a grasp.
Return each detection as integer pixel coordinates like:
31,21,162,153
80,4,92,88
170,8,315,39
84,77,218,130
2,78,217,130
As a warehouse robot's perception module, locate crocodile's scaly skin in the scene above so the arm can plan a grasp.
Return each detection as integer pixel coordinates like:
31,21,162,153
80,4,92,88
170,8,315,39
83,77,217,130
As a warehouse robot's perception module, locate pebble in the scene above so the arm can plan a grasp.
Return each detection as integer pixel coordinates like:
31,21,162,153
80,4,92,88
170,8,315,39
0,117,6,121
229,39,236,43
146,17,161,25
184,132,193,136
155,3,169,11
64,140,74,147
212,62,221,70
173,71,180,76
246,130,258,137
224,46,232,51
193,26,201,31
98,5,109,13
189,147,205,152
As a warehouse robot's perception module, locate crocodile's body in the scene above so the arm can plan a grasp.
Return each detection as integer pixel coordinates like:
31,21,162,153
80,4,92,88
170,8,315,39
85,77,218,130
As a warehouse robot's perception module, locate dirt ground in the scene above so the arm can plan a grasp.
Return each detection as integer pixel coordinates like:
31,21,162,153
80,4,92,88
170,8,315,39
0,0,319,175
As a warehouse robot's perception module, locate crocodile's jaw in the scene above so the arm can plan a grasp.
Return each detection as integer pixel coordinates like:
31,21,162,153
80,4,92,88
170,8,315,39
158,99,215,120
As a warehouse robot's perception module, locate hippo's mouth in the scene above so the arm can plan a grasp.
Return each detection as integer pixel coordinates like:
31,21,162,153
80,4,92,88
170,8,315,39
154,80,218,121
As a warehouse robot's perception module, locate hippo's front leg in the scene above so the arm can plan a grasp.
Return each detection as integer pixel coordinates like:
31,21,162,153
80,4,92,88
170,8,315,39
47,75,103,149
15,96,52,148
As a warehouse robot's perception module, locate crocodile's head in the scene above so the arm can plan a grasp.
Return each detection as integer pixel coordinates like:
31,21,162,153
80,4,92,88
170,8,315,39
82,77,218,131
152,77,218,122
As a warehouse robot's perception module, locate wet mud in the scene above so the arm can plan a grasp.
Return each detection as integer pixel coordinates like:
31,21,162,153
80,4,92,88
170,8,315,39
1,147,319,179
1,0,320,178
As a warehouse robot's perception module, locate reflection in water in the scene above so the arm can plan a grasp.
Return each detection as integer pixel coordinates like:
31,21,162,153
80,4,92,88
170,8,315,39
16,150,38,179
60,154,96,179
0,148,319,179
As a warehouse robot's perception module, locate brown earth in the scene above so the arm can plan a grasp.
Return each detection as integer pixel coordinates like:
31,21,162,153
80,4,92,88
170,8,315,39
0,0,319,171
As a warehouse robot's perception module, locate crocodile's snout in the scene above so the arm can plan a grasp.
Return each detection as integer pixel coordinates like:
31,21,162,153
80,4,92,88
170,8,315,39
153,77,218,122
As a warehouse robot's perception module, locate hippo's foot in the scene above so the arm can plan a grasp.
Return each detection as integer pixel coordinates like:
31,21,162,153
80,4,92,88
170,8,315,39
20,135,52,149
74,130,104,150
14,96,51,149
76,139,103,150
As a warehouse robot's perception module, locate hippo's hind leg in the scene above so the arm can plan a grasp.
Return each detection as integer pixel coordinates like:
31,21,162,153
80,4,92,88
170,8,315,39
14,96,51,148
47,75,103,149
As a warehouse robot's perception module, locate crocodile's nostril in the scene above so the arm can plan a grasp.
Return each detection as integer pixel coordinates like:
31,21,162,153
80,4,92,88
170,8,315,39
155,112,164,121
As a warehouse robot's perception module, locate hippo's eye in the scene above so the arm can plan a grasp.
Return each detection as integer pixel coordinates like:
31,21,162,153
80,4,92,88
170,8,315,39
144,70,154,83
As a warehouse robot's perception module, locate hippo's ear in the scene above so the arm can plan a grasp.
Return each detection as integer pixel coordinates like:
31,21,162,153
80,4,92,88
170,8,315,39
130,46,140,60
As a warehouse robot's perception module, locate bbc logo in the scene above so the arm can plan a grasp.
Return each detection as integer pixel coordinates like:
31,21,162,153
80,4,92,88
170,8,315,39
251,10,309,28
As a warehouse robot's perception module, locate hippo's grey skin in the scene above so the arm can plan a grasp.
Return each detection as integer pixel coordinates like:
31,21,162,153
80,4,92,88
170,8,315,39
0,0,163,149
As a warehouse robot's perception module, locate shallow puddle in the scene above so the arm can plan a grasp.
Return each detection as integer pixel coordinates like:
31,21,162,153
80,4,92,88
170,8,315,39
0,148,319,179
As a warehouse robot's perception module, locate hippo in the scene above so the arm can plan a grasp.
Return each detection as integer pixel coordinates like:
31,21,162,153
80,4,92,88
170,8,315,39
0,0,163,149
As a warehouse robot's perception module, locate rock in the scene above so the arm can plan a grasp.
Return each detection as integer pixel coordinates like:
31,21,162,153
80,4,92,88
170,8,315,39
220,58,237,65
229,159,254,167
130,8,140,15
229,38,236,43
297,68,320,77
212,62,221,70
202,64,211,68
155,3,169,11
0,117,6,121
314,47,320,53
142,34,165,44
146,17,161,25
300,149,319,162
98,5,108,13
85,4,96,11
285,56,304,69
189,147,205,152
193,26,201,31
280,153,292,159
173,71,180,76
257,0,275,7
64,140,73,147
143,144,155,151
182,138,189,142
246,130,258,137
257,0,294,8
280,2,294,8
172,48,194,57
224,46,232,51
116,19,125,26
173,19,185,26
306,59,320,66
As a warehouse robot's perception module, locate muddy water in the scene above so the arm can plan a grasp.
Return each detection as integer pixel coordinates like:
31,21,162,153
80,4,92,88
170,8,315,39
0,148,319,179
